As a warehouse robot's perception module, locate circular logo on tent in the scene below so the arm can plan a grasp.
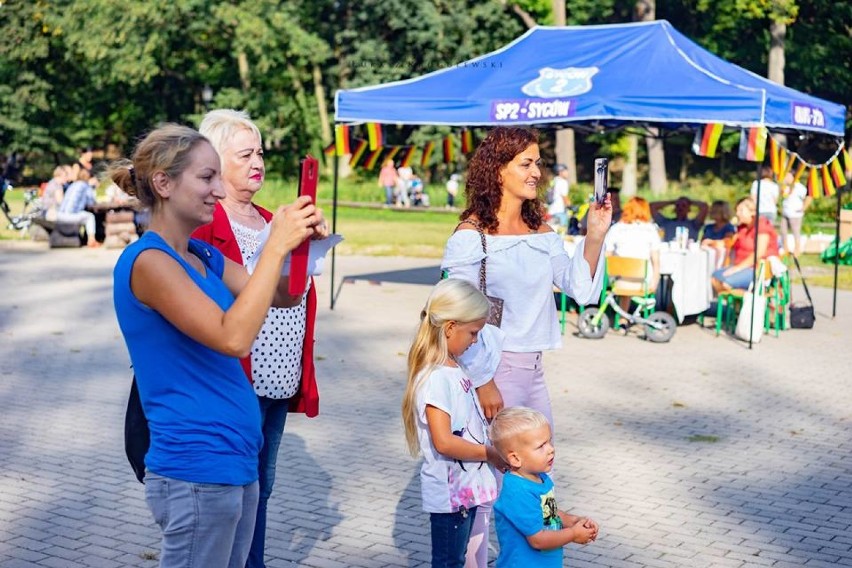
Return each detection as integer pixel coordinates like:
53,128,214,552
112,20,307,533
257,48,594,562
521,67,599,98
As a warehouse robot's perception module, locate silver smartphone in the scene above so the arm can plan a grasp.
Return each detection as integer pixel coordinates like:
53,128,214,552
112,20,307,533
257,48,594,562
593,158,608,205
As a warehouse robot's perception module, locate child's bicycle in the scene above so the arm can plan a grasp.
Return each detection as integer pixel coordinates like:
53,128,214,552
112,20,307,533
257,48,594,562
577,292,677,343
1,179,42,233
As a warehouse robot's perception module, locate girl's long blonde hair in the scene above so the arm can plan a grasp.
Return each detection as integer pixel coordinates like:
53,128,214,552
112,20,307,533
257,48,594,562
402,279,490,457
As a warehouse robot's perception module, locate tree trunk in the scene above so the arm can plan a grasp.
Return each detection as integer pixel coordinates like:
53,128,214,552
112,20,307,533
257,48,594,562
768,19,786,146
555,128,577,186
622,134,638,197
646,128,667,195
679,146,692,184
768,20,785,85
313,64,332,145
634,0,666,195
552,1,577,185
237,51,251,92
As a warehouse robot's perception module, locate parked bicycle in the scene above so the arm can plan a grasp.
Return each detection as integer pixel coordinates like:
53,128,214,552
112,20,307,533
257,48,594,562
578,291,677,343
1,179,43,233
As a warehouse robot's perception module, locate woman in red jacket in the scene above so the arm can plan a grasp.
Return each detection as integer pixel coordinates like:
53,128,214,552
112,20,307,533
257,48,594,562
192,109,321,568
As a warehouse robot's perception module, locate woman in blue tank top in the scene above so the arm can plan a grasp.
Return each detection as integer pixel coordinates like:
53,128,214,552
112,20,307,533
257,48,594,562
109,124,327,568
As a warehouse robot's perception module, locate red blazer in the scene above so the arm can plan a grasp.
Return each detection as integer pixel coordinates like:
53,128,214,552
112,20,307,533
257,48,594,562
192,202,319,417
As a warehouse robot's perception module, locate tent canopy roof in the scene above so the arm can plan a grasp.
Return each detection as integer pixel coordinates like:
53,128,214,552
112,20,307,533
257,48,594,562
335,20,845,136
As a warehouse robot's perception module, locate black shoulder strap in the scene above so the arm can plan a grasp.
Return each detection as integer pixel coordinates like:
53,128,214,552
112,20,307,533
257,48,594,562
790,254,814,306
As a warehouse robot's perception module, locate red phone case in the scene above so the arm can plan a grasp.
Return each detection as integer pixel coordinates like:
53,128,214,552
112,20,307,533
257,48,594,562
288,155,318,296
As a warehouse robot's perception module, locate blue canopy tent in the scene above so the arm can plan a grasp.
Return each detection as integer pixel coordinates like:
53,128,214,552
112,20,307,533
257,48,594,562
336,20,844,135
331,20,847,341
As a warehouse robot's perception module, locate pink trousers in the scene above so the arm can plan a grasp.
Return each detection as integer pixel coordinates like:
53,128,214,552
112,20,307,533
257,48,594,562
465,351,554,567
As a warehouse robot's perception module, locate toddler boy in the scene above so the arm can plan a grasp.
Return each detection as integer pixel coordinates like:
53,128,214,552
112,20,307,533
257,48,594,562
491,407,598,567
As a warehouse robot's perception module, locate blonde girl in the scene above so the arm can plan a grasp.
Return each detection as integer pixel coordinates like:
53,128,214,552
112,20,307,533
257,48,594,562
402,279,506,568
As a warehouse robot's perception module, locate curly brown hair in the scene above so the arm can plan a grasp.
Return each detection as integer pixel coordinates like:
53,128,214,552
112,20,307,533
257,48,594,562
460,126,545,233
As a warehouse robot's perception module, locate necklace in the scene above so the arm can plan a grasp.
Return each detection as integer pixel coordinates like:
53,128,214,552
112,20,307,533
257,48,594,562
222,201,261,220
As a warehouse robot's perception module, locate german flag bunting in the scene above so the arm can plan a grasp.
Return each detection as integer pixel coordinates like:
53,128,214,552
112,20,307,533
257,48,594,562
822,165,836,197
461,130,474,154
323,142,335,156
738,127,767,162
692,123,724,158
780,151,796,182
349,139,368,167
399,146,416,168
335,125,351,156
385,146,401,163
843,147,852,176
421,141,435,168
830,156,847,188
366,123,383,151
792,161,807,187
443,135,454,164
806,167,820,198
363,148,383,170
768,137,780,176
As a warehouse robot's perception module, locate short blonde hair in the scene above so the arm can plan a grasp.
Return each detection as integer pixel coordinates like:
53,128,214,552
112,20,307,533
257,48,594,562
489,407,550,457
198,109,262,160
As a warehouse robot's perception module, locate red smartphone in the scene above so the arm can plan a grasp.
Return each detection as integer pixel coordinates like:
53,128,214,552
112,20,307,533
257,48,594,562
288,155,319,296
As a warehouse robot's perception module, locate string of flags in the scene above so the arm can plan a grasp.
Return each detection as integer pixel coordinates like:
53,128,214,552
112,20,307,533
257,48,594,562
324,123,477,171
692,124,850,199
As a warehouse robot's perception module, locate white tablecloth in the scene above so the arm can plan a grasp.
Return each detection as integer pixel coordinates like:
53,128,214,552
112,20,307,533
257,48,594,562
659,247,716,322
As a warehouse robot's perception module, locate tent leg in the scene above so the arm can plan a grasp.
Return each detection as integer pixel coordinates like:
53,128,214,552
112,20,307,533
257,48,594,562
330,133,340,310
748,162,762,350
833,178,846,318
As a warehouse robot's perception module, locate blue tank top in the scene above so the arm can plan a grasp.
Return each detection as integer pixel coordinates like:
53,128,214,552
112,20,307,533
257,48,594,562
113,232,261,485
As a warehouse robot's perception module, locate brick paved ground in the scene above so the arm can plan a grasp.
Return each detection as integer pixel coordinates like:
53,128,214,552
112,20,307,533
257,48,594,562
1,242,850,567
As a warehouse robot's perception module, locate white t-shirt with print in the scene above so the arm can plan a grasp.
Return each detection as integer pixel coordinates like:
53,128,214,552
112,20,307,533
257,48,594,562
416,365,497,514
605,221,661,260
231,220,306,399
548,177,569,216
750,179,780,215
782,182,808,219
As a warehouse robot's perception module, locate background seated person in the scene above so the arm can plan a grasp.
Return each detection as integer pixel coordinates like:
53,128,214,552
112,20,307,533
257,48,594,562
651,196,708,242
56,169,99,247
604,196,661,311
701,200,736,265
41,165,70,221
711,197,778,293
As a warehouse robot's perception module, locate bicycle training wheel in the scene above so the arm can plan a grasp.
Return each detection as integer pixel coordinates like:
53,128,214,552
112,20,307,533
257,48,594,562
644,311,676,343
578,308,610,339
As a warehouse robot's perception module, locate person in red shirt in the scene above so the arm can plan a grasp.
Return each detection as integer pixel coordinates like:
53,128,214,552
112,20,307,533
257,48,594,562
711,196,779,292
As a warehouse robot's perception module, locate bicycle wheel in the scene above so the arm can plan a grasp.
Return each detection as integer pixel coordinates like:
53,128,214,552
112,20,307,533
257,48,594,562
644,311,676,343
578,308,610,339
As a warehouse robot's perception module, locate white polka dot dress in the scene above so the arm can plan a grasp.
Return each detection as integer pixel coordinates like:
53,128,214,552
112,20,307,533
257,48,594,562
231,220,306,399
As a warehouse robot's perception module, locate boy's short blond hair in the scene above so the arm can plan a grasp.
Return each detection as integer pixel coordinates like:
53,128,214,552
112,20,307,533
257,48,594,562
489,407,550,457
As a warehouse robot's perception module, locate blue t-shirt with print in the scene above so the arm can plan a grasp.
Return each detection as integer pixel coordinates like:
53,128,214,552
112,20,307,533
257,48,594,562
494,472,563,567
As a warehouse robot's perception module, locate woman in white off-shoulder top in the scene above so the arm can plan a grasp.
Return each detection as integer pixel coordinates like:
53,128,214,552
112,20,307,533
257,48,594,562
441,126,611,566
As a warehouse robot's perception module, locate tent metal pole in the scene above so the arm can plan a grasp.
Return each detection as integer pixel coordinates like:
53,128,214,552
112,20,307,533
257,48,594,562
330,130,340,311
748,161,762,350
833,177,846,318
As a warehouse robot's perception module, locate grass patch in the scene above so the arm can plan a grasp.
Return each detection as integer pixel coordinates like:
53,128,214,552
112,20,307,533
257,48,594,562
687,434,720,443
789,253,852,291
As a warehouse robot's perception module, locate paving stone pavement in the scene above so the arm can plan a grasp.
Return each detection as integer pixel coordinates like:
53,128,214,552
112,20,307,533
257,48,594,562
1,242,851,567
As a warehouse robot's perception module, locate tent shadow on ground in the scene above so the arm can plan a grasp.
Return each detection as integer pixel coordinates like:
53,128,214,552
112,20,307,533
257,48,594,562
267,432,342,564
341,265,442,287
392,471,430,566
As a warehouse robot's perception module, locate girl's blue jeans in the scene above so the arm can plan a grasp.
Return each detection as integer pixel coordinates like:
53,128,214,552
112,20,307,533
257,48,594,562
430,506,478,568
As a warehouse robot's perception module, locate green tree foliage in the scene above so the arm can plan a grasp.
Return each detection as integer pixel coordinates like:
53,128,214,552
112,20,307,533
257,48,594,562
0,0,847,180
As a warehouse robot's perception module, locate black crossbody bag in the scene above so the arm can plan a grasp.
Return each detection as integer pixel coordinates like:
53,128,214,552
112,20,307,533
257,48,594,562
789,254,815,329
